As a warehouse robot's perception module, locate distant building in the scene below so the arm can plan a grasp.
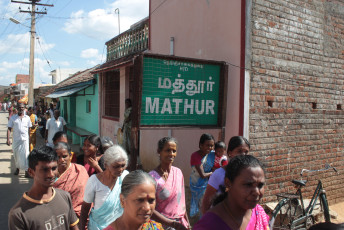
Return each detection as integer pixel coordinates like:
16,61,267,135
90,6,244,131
16,74,29,84
50,68,82,84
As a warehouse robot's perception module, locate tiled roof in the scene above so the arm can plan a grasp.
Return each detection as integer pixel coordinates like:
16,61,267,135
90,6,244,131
92,54,137,74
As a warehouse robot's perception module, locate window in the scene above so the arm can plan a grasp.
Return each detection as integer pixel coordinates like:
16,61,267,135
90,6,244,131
103,70,120,118
86,100,91,113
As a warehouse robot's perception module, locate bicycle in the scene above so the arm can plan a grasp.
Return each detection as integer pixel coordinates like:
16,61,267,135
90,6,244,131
269,163,338,230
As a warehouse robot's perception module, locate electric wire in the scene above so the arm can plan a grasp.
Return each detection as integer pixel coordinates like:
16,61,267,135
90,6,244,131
37,36,52,70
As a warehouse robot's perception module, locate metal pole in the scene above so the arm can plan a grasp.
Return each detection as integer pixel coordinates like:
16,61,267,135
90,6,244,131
28,1,36,106
115,8,120,34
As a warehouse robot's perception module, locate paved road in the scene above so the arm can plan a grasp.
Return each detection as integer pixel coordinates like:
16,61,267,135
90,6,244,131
0,111,45,230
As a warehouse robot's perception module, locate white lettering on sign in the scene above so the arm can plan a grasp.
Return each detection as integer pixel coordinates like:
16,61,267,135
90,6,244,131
145,97,159,113
161,98,172,114
145,97,215,115
158,74,215,96
158,77,172,89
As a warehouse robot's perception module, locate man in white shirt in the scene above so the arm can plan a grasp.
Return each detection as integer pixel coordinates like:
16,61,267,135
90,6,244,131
7,103,32,177
45,110,67,147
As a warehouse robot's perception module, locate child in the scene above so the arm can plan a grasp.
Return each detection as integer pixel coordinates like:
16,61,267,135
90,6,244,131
213,141,228,169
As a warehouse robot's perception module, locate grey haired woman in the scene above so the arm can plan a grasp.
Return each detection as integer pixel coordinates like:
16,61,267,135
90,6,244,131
80,145,129,230
104,170,164,230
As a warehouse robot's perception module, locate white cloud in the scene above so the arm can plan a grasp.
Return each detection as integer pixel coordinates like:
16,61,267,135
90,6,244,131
0,58,52,85
81,48,99,58
63,0,149,40
0,33,55,55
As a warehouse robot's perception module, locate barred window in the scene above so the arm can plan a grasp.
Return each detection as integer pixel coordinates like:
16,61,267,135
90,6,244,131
103,70,120,118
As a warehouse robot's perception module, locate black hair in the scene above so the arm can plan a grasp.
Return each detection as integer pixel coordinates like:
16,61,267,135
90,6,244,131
157,137,177,153
213,155,264,206
309,223,344,230
84,134,103,155
227,136,250,152
125,98,132,107
199,133,215,148
28,146,58,170
52,131,67,143
215,141,226,150
28,107,33,111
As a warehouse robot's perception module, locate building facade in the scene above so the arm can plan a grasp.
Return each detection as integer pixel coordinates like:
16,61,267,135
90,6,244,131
248,0,344,203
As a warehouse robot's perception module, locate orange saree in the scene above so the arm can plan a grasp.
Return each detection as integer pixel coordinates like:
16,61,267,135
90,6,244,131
53,163,89,217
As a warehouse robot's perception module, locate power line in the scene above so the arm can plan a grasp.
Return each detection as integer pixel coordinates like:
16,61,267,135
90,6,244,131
151,0,169,15
36,36,52,69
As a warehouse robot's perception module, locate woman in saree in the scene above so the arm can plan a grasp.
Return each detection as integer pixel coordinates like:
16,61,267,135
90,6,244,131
149,137,190,230
53,142,89,217
53,131,77,162
121,98,132,155
80,145,129,230
104,170,164,230
201,136,250,214
194,155,269,230
189,133,215,217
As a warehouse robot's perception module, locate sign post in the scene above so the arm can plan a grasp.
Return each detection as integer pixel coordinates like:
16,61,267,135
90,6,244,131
141,56,223,126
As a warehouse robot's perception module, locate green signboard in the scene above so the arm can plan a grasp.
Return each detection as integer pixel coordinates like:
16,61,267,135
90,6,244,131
141,57,221,126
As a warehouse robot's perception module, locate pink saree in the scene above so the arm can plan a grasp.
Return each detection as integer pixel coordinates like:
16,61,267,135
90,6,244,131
149,166,189,228
53,163,89,217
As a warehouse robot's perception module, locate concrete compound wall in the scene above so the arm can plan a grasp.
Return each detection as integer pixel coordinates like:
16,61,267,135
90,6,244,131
249,0,344,204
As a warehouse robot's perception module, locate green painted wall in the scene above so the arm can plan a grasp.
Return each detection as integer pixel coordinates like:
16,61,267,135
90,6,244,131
59,76,99,135
75,83,99,134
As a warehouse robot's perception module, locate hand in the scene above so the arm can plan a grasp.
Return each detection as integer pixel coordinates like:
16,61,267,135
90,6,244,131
88,157,99,168
173,222,188,230
6,139,11,146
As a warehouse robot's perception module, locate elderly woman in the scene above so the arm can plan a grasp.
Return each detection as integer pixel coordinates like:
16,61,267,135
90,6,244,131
104,170,163,230
194,155,269,230
53,131,77,163
201,136,250,214
80,145,129,230
101,136,114,152
53,142,89,217
149,137,189,230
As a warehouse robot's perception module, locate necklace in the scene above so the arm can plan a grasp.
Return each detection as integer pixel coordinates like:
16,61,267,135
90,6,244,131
159,167,169,180
222,202,251,230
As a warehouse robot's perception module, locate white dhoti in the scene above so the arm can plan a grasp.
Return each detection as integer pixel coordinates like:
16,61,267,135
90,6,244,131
12,139,29,170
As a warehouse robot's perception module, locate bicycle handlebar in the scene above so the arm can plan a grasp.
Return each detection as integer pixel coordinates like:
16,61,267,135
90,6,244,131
300,163,338,177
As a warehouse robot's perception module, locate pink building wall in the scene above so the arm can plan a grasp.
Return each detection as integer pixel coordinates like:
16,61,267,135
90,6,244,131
140,0,244,182
99,66,128,144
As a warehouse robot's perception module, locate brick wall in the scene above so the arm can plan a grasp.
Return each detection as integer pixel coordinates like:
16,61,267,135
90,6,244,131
250,0,344,204
16,74,29,84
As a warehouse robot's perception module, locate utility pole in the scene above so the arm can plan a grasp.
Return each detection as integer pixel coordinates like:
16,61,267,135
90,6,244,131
11,0,53,106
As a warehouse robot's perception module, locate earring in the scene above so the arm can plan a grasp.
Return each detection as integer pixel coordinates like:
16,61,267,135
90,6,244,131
225,186,230,192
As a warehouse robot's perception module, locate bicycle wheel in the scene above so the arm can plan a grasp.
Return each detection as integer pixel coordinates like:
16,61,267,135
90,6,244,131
269,197,302,230
319,192,331,223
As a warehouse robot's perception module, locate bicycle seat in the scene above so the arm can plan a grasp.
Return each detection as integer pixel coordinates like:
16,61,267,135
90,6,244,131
292,179,307,187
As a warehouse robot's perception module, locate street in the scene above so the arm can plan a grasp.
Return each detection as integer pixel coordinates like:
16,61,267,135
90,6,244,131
0,111,44,230
0,110,343,229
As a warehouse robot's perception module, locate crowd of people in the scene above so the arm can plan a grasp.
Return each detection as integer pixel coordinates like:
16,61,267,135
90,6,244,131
5,101,341,230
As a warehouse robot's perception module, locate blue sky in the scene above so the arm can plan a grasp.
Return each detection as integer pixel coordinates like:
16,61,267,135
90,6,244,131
0,0,149,86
